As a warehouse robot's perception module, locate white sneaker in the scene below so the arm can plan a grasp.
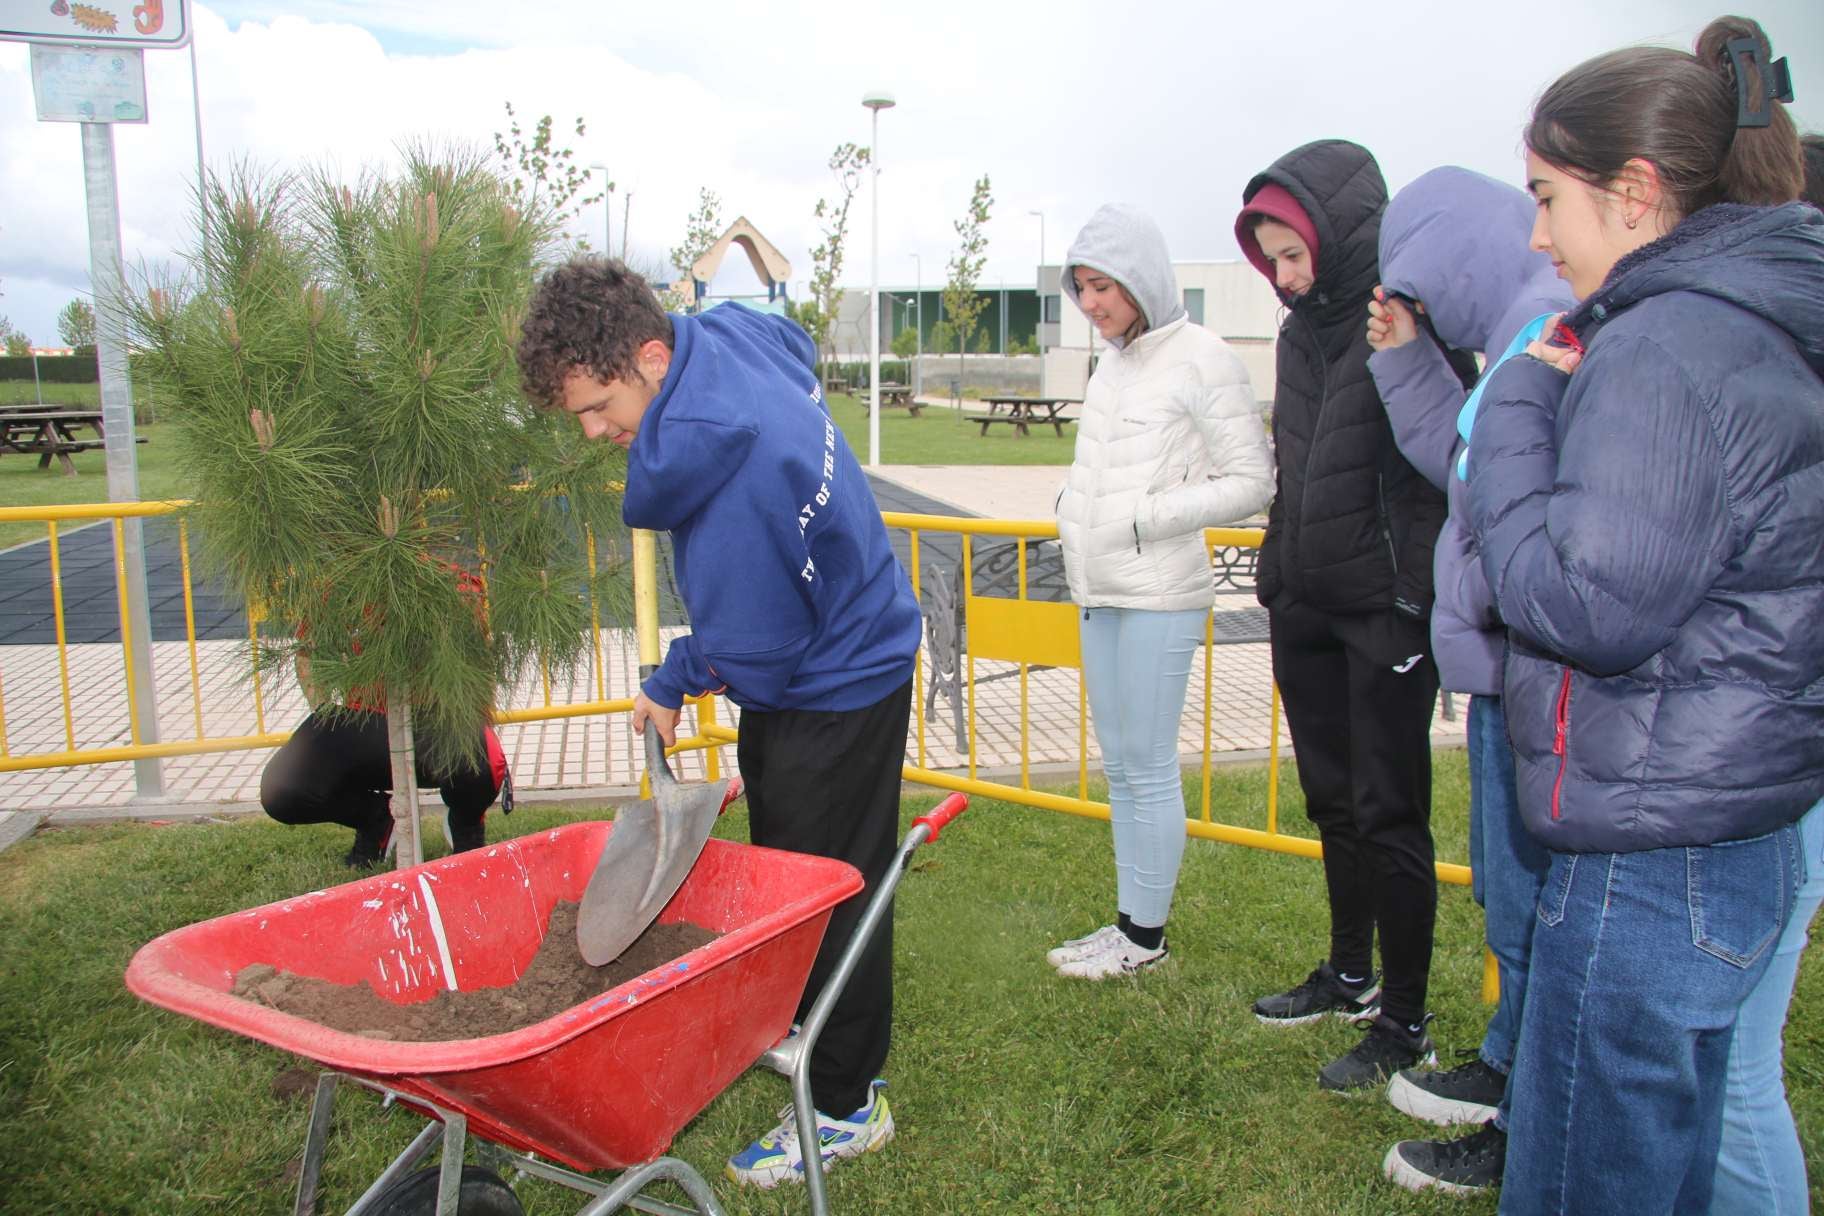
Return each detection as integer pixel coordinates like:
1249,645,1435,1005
725,1080,894,1187
1054,931,1169,980
1046,924,1121,968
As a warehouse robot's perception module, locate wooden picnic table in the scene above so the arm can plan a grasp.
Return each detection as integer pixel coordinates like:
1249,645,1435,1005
862,383,923,416
967,396,1080,437
0,409,119,476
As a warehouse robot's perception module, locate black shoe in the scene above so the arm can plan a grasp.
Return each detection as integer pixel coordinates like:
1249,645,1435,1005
1383,1122,1506,1196
1253,961,1382,1026
1388,1051,1506,1125
1319,1013,1437,1092
343,813,394,868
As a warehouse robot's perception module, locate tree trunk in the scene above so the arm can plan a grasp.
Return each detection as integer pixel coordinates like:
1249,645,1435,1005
385,689,424,869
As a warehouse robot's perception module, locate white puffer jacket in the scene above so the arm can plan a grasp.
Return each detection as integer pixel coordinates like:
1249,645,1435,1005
1055,205,1275,611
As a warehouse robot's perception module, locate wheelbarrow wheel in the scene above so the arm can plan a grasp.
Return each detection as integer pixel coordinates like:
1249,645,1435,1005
368,1164,525,1215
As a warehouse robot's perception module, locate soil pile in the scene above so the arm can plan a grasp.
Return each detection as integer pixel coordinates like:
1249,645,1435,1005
232,903,717,1041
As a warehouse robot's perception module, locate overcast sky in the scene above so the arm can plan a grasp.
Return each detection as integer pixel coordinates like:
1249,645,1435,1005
2,0,1820,347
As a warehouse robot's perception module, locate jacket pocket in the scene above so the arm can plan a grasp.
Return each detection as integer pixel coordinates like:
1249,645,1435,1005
1550,668,1572,821
1688,828,1795,968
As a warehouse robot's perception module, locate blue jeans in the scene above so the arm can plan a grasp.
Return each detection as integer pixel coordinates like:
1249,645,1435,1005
1712,798,1824,1215
1466,695,1550,1123
1499,824,1802,1216
1079,606,1205,929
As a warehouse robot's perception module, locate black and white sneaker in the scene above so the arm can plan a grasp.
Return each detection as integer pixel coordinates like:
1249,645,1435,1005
1253,961,1381,1026
1383,1122,1506,1196
343,806,395,868
1319,1013,1437,1092
1388,1052,1505,1125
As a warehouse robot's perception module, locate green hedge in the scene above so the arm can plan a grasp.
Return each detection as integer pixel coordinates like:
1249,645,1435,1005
0,353,97,383
814,360,911,389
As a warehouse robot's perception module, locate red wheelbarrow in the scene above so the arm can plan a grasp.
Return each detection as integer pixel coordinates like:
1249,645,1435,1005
126,795,970,1215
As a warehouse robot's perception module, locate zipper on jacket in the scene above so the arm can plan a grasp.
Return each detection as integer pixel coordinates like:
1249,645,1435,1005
1376,472,1398,574
1550,668,1572,820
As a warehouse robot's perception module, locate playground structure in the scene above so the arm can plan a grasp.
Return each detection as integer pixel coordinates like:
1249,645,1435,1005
681,218,793,313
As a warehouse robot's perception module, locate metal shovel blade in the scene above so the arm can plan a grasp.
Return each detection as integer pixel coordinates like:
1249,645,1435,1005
576,728,730,966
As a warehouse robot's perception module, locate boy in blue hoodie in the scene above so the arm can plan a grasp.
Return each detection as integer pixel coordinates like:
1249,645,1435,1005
517,258,922,1188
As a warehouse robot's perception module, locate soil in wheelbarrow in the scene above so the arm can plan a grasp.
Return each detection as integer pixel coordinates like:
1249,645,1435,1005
230,902,717,1041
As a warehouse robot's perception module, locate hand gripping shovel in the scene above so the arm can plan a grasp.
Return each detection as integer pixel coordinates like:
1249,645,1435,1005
576,724,734,965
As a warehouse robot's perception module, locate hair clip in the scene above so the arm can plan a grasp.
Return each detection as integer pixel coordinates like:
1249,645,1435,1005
1727,37,1796,128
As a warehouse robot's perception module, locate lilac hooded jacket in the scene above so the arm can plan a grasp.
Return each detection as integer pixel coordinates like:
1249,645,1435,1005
1367,168,1572,695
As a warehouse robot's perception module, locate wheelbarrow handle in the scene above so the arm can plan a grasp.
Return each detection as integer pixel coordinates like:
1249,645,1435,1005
912,793,969,843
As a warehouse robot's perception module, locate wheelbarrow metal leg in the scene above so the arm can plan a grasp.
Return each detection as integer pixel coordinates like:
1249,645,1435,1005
344,1121,443,1215
794,822,936,1216
437,1111,468,1216
294,1073,340,1216
573,1157,729,1216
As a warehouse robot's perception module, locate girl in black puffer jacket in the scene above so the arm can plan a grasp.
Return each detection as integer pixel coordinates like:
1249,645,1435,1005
1233,140,1447,1094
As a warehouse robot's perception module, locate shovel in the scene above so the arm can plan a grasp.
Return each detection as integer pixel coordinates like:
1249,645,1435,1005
576,708,734,965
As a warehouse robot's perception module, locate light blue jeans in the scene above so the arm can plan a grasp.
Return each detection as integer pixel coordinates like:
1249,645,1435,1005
1079,606,1205,929
1711,796,1824,1215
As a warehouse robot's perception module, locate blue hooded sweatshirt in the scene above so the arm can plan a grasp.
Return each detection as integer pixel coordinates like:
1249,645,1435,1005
1368,167,1572,695
623,304,921,714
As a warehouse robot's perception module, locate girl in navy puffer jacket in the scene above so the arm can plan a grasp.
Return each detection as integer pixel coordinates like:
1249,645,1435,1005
1463,16,1823,1216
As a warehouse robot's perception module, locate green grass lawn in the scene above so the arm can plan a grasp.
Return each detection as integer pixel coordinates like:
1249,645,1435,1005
3,751,1817,1213
828,392,1075,467
0,379,101,408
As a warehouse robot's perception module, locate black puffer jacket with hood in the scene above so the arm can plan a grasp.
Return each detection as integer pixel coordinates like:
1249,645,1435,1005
1238,140,1445,621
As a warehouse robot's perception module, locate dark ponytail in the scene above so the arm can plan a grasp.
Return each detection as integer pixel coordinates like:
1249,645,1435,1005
1801,134,1824,210
1527,15,1802,219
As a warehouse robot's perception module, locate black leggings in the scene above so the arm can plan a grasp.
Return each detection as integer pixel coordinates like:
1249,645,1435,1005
738,678,912,1118
1270,605,1440,1025
260,711,501,833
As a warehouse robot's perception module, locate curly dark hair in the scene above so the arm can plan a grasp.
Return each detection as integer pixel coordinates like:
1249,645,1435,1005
517,257,674,408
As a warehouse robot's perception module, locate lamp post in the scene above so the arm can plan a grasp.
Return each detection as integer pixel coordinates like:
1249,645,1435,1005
589,163,613,258
1029,209,1045,353
910,252,922,398
862,90,896,468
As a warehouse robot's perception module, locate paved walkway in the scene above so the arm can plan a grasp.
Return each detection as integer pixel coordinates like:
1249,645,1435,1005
0,467,1465,818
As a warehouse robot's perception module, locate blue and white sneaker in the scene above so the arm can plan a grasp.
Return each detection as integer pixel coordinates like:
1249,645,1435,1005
725,1080,894,1187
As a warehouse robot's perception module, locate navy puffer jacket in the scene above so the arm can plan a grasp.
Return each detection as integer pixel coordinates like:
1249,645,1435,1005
1467,202,1824,853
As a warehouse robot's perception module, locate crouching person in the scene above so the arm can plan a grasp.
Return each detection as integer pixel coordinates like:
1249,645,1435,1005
516,258,922,1187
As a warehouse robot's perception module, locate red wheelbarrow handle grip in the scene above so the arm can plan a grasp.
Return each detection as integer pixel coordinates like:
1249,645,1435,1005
913,794,969,842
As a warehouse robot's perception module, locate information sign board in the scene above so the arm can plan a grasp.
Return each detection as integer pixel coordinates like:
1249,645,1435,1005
1,0,190,49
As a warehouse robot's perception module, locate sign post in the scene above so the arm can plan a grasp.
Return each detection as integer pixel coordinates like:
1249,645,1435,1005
6,0,195,802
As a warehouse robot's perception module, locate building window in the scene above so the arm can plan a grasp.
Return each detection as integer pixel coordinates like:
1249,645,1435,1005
1183,288,1205,326
1043,293,1061,324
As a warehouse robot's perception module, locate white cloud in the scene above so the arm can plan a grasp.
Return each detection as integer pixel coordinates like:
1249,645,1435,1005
2,0,1820,346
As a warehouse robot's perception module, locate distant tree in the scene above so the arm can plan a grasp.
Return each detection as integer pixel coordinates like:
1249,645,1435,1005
491,101,603,248
0,318,30,356
805,143,869,383
941,175,993,385
928,319,956,356
667,187,723,312
890,324,918,359
58,297,97,350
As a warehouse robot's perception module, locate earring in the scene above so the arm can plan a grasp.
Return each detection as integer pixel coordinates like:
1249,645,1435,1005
1625,214,1639,230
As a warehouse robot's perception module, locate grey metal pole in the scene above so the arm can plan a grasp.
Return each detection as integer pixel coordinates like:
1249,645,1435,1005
912,253,921,399
189,34,207,257
621,191,631,260
31,350,44,406
81,121,164,800
867,105,881,466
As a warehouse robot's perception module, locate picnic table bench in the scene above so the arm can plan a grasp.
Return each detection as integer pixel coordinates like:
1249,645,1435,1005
965,396,1079,437
861,383,923,416
0,409,138,476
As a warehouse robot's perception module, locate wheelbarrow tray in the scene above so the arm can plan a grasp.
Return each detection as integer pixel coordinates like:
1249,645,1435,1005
125,823,863,1172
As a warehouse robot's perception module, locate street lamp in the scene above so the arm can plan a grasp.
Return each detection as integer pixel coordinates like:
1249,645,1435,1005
589,163,613,259
910,252,922,398
1029,210,1046,353
862,90,896,468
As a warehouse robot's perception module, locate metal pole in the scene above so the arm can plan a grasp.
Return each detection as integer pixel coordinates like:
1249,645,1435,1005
31,350,44,406
190,33,207,258
1029,209,1045,353
621,191,631,260
912,253,921,398
867,105,882,467
80,121,164,800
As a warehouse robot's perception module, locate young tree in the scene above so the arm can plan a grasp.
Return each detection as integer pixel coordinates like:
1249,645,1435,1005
941,175,994,387
805,143,869,382
667,187,723,312
491,102,603,248
126,148,631,868
57,297,96,350
0,318,29,357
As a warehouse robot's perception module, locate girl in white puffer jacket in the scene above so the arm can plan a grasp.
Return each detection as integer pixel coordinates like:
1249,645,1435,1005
1048,204,1274,979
